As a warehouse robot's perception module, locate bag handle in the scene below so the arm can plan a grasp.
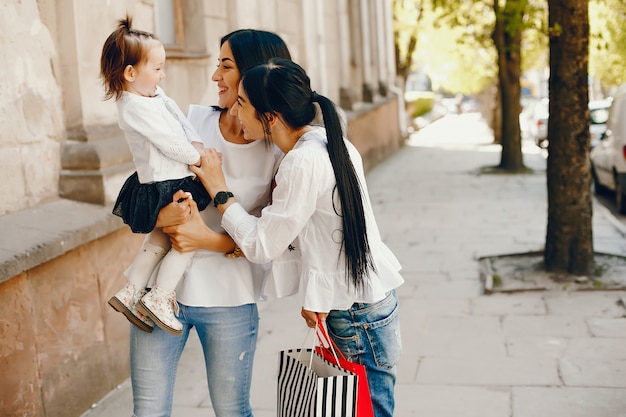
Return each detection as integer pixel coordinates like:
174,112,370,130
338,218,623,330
296,325,316,369
316,320,346,366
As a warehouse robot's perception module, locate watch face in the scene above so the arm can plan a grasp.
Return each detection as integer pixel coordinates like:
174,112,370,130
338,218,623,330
215,191,233,205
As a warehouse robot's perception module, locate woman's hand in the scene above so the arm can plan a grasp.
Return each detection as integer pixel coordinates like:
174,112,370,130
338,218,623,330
155,190,192,228
189,149,228,197
301,308,328,328
162,196,236,253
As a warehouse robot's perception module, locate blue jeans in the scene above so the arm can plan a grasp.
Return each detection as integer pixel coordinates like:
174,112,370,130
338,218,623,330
325,291,402,417
130,303,259,417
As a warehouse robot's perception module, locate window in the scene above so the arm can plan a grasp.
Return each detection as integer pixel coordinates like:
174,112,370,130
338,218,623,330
155,0,184,51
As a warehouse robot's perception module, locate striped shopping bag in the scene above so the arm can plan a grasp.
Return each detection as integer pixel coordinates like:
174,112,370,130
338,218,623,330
278,348,357,417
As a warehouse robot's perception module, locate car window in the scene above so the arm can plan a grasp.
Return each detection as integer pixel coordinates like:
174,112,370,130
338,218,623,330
590,108,609,125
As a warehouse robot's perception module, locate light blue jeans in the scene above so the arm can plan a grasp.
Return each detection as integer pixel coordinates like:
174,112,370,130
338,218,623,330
130,303,259,417
325,290,402,417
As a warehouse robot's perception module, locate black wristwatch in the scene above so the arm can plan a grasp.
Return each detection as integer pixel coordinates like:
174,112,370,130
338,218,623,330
213,191,234,207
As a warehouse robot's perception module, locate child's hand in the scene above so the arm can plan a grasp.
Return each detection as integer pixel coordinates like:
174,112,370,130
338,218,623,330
192,142,204,166
189,148,227,197
192,141,204,152
164,198,218,252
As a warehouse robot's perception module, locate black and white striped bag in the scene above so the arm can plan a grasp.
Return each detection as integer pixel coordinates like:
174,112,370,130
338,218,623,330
278,348,358,417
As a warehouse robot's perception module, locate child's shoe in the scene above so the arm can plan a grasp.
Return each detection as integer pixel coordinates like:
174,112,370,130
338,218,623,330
137,286,183,336
108,283,154,333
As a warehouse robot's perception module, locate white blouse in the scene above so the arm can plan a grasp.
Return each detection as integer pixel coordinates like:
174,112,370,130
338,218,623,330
222,128,404,312
169,105,283,307
117,86,201,184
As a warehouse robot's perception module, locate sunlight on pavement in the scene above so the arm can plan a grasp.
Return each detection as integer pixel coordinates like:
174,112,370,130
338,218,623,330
407,113,547,158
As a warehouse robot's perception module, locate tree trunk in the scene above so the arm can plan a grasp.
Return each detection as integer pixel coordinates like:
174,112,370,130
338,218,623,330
493,0,526,171
545,0,594,275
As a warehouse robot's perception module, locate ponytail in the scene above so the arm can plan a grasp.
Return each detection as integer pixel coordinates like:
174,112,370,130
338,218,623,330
313,93,375,291
242,59,375,290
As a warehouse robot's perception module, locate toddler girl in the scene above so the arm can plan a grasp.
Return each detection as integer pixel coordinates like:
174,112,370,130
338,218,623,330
100,16,211,335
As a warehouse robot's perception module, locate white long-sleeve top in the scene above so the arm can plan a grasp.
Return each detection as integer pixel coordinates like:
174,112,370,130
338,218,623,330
117,86,201,184
222,127,404,312
171,105,283,307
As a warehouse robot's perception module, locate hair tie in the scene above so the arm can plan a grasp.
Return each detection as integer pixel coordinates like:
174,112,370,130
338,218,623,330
310,91,319,102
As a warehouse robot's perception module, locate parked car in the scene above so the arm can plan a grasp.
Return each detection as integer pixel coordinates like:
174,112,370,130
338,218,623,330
589,98,612,148
590,84,626,213
527,97,611,149
527,97,549,148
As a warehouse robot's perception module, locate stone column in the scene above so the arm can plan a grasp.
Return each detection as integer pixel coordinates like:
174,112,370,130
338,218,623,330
383,0,397,89
56,1,136,205
374,0,389,97
338,0,357,109
301,0,327,93
359,0,374,103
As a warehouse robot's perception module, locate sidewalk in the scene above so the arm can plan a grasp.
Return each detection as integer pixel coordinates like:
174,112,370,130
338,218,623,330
83,113,626,417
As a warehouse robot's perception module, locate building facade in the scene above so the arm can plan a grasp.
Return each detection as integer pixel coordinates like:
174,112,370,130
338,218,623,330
0,1,403,416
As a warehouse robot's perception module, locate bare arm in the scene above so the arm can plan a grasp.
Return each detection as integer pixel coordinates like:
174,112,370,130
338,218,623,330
162,195,236,254
189,148,235,213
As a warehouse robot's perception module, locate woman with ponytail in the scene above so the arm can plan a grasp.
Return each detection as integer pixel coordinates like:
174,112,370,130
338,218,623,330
188,59,404,417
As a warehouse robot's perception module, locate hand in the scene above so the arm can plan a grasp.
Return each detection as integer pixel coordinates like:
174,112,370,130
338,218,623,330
155,190,192,228
162,198,237,253
301,308,328,328
162,197,205,252
189,148,227,197
191,141,204,166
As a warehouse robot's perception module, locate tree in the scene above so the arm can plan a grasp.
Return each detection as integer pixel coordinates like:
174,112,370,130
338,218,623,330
394,0,425,83
492,0,527,171
424,0,533,170
544,0,594,275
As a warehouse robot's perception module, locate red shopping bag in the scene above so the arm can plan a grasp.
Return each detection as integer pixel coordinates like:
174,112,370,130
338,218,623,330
315,322,375,417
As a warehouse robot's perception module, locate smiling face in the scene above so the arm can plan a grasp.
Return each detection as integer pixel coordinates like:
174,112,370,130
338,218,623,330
230,82,266,141
126,41,166,97
211,41,241,109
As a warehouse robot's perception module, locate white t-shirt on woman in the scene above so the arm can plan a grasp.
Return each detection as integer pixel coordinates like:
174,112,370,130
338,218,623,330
169,105,283,307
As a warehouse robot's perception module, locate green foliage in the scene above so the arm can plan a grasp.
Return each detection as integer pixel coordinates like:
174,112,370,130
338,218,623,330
394,0,626,94
492,274,502,286
405,91,435,117
589,0,626,87
409,0,498,93
394,0,426,78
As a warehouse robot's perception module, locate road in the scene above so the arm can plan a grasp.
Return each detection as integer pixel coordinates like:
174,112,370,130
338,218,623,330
527,140,626,226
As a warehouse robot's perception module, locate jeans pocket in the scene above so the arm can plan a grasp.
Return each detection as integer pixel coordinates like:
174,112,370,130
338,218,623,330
325,316,360,360
364,301,402,369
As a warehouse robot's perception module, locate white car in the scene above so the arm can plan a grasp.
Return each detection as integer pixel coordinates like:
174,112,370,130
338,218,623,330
590,84,626,213
589,98,611,148
527,97,610,149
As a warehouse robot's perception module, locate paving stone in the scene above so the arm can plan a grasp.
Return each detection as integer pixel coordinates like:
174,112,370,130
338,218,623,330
417,357,560,386
512,386,626,417
560,358,626,387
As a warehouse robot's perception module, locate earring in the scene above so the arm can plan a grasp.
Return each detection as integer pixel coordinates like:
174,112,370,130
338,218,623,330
265,128,272,136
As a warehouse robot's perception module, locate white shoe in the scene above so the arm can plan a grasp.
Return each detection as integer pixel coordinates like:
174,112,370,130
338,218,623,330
137,286,182,336
108,283,154,333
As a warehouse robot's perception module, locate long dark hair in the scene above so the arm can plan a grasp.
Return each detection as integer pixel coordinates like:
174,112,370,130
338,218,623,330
221,29,292,74
241,59,374,290
211,29,292,113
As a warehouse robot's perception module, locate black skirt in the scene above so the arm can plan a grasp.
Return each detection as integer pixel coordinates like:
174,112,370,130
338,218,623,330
112,172,212,233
